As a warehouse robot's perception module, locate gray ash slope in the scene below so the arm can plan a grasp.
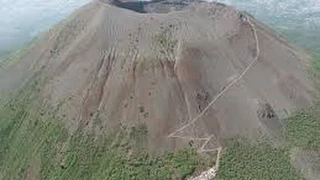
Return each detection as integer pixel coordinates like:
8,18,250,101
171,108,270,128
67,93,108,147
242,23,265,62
0,0,315,155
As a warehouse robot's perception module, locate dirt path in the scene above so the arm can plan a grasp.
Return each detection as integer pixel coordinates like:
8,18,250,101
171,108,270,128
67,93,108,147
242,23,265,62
169,13,260,179
188,147,222,180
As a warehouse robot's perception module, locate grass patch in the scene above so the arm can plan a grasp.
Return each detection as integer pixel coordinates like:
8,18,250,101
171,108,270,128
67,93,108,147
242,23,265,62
0,74,210,180
285,108,320,148
311,53,320,76
310,52,320,80
217,140,303,180
284,52,320,148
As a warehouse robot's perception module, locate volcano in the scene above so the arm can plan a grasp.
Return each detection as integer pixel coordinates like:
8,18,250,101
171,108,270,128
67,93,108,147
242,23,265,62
0,0,316,179
0,0,314,153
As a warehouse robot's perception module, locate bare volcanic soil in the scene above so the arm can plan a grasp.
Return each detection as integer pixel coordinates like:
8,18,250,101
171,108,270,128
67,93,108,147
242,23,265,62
0,0,314,155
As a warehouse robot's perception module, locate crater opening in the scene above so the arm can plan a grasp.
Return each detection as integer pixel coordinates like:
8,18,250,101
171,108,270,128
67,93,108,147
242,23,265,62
106,0,191,13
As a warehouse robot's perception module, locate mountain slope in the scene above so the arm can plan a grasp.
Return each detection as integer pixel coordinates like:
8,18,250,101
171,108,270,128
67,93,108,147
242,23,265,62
0,0,316,179
1,0,314,153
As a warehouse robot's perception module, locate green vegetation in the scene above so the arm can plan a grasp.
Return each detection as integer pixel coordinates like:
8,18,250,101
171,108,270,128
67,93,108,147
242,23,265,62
284,52,320,148
217,52,320,180
309,52,320,91
0,74,211,180
310,53,320,76
217,140,303,180
285,109,320,148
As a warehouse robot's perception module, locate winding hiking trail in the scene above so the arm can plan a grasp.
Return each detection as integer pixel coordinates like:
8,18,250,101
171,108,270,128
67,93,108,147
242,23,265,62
169,14,261,180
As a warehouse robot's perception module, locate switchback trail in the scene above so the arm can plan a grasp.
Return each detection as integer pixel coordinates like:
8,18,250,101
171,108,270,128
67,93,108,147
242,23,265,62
169,13,260,179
